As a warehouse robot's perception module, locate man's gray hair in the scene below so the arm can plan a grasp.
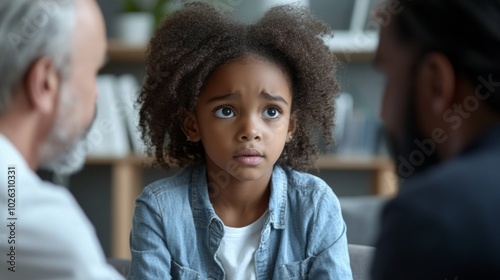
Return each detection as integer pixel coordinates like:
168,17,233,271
0,0,76,114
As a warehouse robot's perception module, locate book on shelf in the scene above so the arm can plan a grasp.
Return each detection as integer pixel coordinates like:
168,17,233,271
86,75,130,157
334,92,354,151
332,92,381,156
114,74,147,155
339,108,381,156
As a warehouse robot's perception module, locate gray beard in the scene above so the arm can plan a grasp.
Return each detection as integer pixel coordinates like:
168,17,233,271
39,134,88,177
39,86,95,177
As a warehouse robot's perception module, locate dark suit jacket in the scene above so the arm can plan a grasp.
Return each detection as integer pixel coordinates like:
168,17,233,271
372,124,500,280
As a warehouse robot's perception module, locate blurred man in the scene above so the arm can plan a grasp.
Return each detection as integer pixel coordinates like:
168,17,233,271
0,0,123,278
372,0,500,279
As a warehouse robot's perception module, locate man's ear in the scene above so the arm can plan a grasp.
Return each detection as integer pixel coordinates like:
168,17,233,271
415,52,456,114
24,57,60,114
287,110,297,142
181,112,201,142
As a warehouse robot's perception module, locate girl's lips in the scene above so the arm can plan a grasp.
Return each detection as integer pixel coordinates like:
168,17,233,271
234,148,263,157
233,148,264,165
233,155,264,165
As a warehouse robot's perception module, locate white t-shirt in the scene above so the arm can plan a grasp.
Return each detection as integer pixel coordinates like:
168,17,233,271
216,212,267,280
0,134,123,280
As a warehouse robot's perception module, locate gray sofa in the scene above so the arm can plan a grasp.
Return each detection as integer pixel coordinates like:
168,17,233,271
107,244,374,280
339,195,389,246
348,244,375,280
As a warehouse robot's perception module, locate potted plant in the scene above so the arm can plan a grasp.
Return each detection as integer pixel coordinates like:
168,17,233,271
116,0,172,45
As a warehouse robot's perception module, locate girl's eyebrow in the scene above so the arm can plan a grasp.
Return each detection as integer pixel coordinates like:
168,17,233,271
206,93,238,103
262,92,288,105
205,92,289,105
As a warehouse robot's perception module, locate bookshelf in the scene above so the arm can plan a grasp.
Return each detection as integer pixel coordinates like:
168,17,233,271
106,39,376,63
107,40,147,63
87,155,396,258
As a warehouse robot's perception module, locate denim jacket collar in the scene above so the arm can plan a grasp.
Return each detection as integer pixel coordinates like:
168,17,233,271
189,165,288,229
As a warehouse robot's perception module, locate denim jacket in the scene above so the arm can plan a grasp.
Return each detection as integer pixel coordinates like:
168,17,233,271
129,165,353,280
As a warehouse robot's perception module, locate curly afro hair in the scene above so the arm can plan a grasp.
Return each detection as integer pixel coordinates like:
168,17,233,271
138,2,339,171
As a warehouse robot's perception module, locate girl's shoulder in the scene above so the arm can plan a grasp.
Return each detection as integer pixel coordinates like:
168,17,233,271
274,166,342,215
140,166,198,198
277,165,334,195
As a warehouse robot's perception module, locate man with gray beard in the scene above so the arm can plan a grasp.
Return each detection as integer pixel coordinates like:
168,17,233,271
0,0,123,279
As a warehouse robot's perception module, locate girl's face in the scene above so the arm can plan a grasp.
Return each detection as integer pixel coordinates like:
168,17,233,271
184,55,294,186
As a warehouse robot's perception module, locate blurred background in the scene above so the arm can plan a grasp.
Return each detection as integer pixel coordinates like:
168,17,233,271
39,0,395,259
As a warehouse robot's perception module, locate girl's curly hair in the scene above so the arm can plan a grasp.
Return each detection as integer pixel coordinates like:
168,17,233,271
138,2,339,171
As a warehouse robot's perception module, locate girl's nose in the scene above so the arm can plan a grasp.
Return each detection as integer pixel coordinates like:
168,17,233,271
238,116,262,142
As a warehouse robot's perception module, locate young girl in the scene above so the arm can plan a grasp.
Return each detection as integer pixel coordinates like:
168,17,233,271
129,2,352,279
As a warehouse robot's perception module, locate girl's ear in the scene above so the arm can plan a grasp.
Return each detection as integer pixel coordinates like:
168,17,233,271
287,111,297,143
182,112,201,142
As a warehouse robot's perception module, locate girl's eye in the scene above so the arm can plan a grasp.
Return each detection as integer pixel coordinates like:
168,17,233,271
214,107,235,118
262,107,281,119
